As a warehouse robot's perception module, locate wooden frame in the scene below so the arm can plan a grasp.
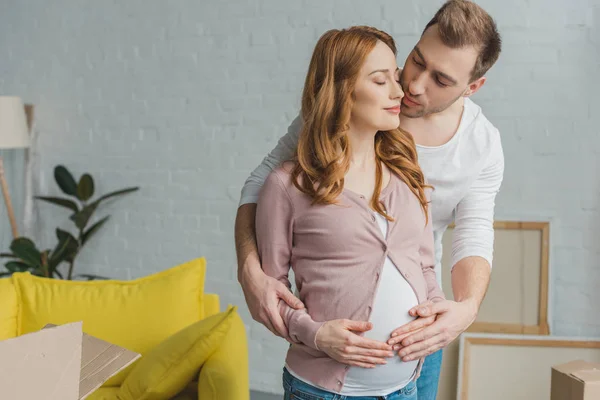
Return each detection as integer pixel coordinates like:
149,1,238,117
444,221,550,335
457,333,600,400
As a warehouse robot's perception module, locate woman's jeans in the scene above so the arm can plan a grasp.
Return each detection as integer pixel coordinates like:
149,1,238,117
282,367,417,400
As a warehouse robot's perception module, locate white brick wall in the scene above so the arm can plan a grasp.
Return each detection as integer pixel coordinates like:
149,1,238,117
2,0,599,394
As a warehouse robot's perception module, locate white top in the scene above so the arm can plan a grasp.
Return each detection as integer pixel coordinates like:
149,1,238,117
340,211,419,396
240,98,505,284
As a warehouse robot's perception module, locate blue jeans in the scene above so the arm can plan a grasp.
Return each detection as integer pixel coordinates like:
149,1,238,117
282,367,417,399
416,350,443,400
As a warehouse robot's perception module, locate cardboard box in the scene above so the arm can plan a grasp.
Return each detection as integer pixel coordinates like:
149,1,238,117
0,321,140,399
551,360,600,400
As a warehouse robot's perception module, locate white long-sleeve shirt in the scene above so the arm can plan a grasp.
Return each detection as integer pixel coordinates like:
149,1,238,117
240,98,505,285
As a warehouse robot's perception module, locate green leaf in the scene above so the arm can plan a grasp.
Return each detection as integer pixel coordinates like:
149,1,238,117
54,165,78,196
10,237,36,250
77,174,95,202
49,233,76,271
0,272,12,277
9,238,41,267
55,229,79,263
34,196,79,213
73,274,109,281
69,202,99,230
5,261,31,273
82,216,109,245
97,187,139,203
0,253,16,258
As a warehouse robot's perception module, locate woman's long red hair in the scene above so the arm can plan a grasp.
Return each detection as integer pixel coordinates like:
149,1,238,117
292,26,430,222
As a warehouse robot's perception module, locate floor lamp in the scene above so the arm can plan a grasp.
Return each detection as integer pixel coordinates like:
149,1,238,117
0,96,31,239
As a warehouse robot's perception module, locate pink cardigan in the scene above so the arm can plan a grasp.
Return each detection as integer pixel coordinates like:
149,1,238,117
255,163,444,393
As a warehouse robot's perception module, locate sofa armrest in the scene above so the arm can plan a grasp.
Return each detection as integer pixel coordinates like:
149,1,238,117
197,309,249,400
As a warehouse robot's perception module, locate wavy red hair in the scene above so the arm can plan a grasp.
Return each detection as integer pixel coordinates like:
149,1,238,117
292,26,431,222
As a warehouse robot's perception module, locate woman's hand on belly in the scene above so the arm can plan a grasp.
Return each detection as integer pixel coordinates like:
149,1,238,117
386,318,432,351
315,319,396,369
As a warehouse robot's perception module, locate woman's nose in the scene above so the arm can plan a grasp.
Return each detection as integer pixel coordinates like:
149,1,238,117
391,80,404,100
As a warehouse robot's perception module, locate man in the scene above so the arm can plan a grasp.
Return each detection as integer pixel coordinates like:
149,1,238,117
235,1,504,398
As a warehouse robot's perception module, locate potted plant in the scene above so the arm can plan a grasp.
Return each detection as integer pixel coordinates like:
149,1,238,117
1,165,139,280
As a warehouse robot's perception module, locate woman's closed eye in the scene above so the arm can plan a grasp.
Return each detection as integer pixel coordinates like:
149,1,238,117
375,79,401,86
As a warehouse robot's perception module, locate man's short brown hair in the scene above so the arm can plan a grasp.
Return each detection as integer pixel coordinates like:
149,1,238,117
424,0,501,81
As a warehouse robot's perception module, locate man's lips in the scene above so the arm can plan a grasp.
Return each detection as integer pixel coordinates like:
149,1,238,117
402,96,420,106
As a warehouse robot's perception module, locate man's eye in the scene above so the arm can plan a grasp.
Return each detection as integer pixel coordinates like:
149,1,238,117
436,79,448,87
413,57,424,67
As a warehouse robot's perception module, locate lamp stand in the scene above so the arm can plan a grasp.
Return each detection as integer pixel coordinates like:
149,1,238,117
0,155,19,238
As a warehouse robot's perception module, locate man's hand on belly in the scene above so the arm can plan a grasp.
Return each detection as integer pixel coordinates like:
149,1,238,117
386,299,478,361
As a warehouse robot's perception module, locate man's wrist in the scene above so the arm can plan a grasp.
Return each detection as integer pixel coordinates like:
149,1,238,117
458,297,480,320
238,252,261,284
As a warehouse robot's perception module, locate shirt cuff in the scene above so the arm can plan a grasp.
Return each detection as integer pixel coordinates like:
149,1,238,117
289,312,326,351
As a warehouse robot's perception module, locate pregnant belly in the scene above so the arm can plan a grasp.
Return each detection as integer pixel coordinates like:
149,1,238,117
341,259,420,395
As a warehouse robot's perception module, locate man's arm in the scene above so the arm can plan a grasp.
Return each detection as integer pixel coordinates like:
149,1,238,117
238,115,302,207
389,131,504,361
235,115,303,338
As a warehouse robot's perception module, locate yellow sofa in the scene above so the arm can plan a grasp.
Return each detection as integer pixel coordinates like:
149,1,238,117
0,258,249,400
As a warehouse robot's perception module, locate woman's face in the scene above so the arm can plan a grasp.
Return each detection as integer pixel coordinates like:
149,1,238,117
350,41,404,133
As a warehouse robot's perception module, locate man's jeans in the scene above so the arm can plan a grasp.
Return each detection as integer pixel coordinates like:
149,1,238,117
282,367,417,399
416,350,443,400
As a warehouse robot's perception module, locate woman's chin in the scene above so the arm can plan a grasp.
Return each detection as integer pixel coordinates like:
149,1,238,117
378,121,401,131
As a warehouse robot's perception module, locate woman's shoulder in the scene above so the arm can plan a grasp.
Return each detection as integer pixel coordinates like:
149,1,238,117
266,161,299,191
389,171,432,200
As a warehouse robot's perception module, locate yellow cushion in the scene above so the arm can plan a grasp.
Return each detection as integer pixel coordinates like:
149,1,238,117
118,306,237,400
12,257,206,386
198,308,249,400
85,387,120,400
203,293,220,318
0,277,18,340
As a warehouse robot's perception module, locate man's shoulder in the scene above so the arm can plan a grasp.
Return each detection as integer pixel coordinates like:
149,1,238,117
462,98,502,149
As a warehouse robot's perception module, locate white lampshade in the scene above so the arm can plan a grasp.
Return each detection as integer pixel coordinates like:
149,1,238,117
0,96,31,149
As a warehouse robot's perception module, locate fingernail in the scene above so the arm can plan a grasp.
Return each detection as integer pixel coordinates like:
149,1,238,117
388,352,394,357
391,332,397,337
404,356,413,361
393,345,400,350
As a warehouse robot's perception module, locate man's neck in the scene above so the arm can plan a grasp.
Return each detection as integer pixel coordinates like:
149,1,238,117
400,97,465,147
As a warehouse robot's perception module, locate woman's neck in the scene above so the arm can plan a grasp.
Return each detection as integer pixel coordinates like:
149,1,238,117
346,127,377,169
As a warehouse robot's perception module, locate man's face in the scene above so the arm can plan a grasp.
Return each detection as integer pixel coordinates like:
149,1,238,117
400,25,481,118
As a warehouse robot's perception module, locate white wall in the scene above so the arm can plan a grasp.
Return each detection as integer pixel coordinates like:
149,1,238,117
1,0,599,394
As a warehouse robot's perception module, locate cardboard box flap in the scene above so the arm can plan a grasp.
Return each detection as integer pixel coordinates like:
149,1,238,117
43,323,141,399
0,322,83,400
553,360,595,374
571,369,600,384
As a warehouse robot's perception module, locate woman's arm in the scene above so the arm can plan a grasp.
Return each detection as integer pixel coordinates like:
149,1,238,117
255,170,324,350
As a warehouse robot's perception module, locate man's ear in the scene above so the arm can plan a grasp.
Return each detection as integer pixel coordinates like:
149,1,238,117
464,76,486,97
